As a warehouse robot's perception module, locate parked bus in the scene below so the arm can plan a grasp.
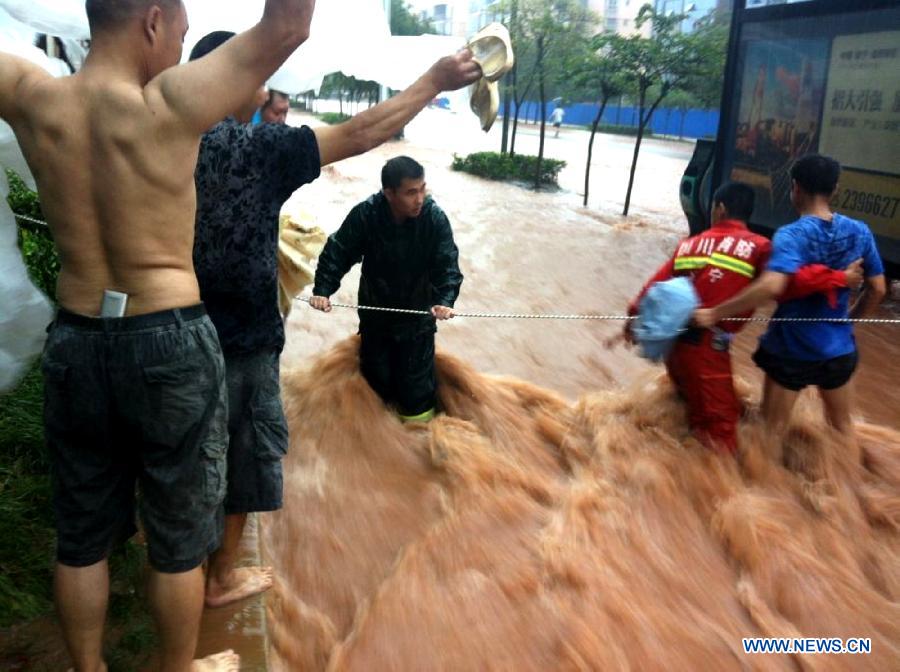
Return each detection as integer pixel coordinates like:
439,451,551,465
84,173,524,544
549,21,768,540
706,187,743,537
681,0,900,276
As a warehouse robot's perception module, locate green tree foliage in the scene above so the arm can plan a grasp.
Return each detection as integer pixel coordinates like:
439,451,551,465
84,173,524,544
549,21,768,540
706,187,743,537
682,7,730,111
506,0,596,188
595,4,704,215
568,38,628,206
6,170,58,301
319,72,380,115
391,0,437,36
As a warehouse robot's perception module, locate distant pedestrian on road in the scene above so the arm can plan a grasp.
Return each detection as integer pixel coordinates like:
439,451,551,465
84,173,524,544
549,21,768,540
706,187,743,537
550,106,564,137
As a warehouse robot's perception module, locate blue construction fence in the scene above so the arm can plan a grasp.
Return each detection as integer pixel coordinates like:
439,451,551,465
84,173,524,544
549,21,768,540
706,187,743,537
503,101,720,140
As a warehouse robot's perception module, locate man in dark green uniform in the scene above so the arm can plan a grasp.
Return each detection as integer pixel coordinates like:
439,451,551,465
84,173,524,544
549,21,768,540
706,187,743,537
311,156,463,422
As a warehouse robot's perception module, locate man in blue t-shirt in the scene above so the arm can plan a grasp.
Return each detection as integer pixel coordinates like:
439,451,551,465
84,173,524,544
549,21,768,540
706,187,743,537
695,154,887,442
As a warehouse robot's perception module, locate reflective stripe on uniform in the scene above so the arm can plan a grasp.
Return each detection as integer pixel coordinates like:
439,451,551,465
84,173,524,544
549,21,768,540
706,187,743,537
399,408,436,423
709,252,755,278
673,256,709,271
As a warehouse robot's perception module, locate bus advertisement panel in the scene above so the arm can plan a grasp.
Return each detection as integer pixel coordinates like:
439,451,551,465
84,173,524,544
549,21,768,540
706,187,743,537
717,0,900,272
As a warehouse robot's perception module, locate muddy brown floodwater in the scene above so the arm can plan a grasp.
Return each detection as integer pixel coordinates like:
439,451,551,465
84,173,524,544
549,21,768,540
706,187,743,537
249,110,899,670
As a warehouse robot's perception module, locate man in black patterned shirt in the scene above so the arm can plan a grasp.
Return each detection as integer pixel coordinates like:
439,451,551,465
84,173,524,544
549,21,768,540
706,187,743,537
189,31,481,608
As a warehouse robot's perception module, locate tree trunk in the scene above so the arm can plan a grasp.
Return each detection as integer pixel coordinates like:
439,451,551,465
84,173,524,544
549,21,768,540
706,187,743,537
534,36,546,191
624,89,666,216
500,0,518,155
510,78,534,158
583,99,609,207
511,104,521,156
501,80,512,154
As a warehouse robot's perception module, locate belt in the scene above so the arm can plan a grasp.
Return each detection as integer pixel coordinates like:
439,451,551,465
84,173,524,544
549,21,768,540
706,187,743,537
55,304,207,332
678,327,733,352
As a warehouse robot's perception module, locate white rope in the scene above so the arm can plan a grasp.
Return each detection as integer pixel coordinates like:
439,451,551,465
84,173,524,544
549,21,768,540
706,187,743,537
297,297,900,325
13,213,48,228
11,214,899,326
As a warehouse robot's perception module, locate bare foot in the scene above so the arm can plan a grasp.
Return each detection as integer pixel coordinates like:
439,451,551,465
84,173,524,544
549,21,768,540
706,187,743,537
205,566,274,608
192,650,240,671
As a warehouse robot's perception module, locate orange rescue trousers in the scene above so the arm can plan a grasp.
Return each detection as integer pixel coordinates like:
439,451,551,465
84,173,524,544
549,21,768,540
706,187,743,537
666,331,740,455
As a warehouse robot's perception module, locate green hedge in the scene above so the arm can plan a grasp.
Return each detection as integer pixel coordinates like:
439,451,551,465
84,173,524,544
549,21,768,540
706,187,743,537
317,112,352,125
2,172,56,627
451,152,567,188
7,170,59,299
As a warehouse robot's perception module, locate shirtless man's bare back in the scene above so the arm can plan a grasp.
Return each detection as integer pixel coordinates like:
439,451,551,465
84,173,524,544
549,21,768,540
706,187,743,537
0,1,315,671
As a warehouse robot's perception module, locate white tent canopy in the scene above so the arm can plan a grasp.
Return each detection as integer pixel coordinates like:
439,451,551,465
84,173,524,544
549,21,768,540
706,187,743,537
0,0,470,391
0,0,465,93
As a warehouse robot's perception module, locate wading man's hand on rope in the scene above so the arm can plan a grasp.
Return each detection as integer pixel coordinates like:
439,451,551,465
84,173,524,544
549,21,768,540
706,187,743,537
604,323,634,350
431,305,455,321
310,296,332,313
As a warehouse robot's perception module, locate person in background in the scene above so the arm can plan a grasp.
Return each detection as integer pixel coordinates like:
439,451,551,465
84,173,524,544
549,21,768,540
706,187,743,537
261,88,290,123
550,105,564,138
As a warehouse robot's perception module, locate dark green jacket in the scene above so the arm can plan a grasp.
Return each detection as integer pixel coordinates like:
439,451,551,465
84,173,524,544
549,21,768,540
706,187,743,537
313,193,463,337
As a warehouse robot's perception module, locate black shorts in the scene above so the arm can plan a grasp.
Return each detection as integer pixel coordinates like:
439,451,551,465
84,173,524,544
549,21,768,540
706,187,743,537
359,329,436,417
752,346,858,392
222,349,288,515
42,305,227,573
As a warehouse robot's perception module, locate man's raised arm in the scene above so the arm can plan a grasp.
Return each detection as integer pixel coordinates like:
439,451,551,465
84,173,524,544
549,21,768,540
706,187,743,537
153,0,316,135
314,51,482,167
0,53,46,123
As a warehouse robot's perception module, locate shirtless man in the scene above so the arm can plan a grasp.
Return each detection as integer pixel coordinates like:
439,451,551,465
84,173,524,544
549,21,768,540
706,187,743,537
0,1,315,670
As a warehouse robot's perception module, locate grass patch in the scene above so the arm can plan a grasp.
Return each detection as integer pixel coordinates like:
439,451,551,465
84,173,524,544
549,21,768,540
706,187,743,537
0,363,54,627
2,176,154,667
451,151,567,188
106,543,157,672
0,363,157,668
316,112,352,125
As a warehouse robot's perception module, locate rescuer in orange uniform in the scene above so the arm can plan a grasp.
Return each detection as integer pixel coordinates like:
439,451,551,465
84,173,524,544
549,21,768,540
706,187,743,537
623,182,859,455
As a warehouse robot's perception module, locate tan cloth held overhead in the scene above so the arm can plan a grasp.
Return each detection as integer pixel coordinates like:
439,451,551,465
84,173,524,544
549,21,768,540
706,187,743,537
466,23,514,132
277,212,327,317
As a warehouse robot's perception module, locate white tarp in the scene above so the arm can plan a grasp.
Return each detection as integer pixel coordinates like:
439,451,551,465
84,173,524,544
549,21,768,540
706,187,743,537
0,26,58,391
0,0,468,391
0,0,466,93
